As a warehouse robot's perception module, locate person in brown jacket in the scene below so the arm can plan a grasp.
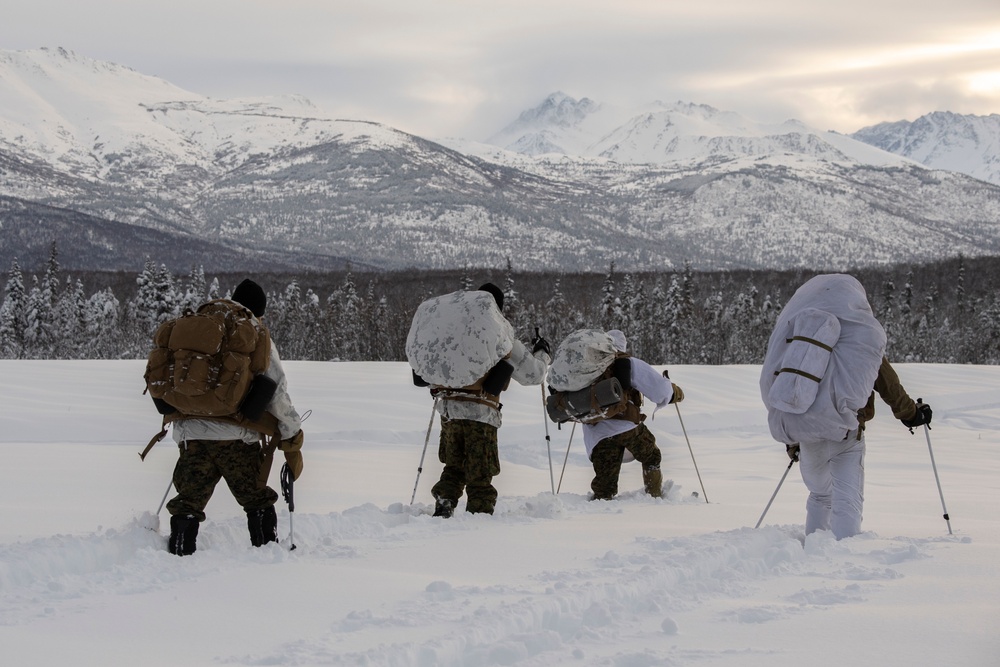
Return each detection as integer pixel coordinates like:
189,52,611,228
761,274,932,540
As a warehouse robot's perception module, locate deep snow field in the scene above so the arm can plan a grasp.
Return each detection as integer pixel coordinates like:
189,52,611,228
0,360,997,666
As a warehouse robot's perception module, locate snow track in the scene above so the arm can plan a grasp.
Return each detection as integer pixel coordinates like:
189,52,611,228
0,492,966,667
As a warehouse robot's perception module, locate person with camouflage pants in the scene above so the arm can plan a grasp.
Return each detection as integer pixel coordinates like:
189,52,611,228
589,423,664,500
421,283,550,518
431,419,501,515
165,279,304,555
579,331,684,501
167,438,279,522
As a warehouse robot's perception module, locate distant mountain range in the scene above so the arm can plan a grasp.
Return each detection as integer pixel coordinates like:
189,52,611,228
1,47,998,273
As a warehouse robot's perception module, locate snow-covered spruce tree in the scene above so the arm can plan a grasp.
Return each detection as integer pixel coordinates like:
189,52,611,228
297,288,325,360
901,270,914,320
0,260,27,358
83,288,122,359
700,290,726,364
342,271,365,360
365,290,393,361
52,278,87,359
956,254,966,315
673,261,697,364
207,276,220,301
599,262,621,332
723,280,762,364
658,272,681,363
502,257,528,339
121,262,180,358
879,279,898,352
644,276,669,364
271,280,305,359
179,265,207,313
540,276,571,345
21,244,62,358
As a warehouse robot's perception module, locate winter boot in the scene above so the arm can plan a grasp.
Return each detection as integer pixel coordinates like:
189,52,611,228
643,465,663,498
247,505,278,547
168,514,199,556
432,496,454,518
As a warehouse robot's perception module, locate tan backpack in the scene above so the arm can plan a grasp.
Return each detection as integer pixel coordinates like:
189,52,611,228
144,299,270,418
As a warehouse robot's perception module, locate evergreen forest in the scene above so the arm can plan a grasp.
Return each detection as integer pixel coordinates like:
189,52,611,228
3,244,1000,366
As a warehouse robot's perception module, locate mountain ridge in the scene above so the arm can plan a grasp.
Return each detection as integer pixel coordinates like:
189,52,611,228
0,48,997,273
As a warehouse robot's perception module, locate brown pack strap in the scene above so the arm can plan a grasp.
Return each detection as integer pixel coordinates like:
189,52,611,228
431,388,501,411
139,424,169,461
785,335,834,352
774,367,822,383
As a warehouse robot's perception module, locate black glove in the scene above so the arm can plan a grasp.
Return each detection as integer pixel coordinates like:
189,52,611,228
901,402,933,430
532,335,551,357
786,444,800,462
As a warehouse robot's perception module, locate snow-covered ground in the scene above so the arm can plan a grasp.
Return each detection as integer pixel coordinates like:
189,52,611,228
1,360,997,666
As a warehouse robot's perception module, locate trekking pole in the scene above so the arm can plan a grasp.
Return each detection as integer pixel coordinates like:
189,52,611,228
280,462,297,551
674,403,709,503
534,327,555,494
155,478,173,516
542,383,555,494
556,422,576,494
916,399,953,535
755,459,795,529
148,477,173,532
410,397,439,504
663,370,708,503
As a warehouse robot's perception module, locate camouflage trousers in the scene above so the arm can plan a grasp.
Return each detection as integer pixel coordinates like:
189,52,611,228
430,418,501,514
166,439,278,522
590,423,662,500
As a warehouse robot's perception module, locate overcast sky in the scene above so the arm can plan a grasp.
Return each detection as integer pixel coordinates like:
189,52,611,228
4,1,999,140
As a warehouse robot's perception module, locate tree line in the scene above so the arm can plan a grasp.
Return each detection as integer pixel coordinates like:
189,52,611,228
3,244,1000,365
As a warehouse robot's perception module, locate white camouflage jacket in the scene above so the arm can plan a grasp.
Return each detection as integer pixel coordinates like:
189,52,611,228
436,340,549,428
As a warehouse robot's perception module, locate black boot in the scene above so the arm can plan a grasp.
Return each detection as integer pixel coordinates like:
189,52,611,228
247,505,278,547
432,496,454,518
168,514,199,556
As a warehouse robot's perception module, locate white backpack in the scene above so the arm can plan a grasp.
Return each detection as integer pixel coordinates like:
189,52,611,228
760,275,886,444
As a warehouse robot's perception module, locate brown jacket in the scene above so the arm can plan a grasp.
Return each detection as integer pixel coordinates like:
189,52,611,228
857,357,917,429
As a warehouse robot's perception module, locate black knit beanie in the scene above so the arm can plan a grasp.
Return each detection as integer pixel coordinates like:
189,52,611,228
478,283,504,312
232,279,266,317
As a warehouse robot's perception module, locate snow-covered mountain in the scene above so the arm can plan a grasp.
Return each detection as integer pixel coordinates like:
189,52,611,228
485,93,908,167
1,49,999,273
850,111,1000,186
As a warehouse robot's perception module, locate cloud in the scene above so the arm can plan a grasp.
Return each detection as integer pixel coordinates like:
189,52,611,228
2,0,998,139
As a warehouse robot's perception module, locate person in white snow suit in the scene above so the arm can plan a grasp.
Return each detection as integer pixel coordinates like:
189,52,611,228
760,274,932,540
559,330,684,500
409,283,550,517
165,279,304,555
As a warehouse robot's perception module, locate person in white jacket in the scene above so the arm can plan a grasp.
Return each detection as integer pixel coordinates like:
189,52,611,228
166,279,303,555
760,274,931,539
410,283,549,517
577,330,684,500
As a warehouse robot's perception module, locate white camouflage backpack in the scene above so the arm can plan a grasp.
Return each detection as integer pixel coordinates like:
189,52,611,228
545,329,638,424
405,290,514,389
760,274,886,444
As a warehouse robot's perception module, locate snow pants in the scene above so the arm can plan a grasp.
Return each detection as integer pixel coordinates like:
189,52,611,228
430,418,501,514
798,431,865,539
590,424,662,500
166,439,279,522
